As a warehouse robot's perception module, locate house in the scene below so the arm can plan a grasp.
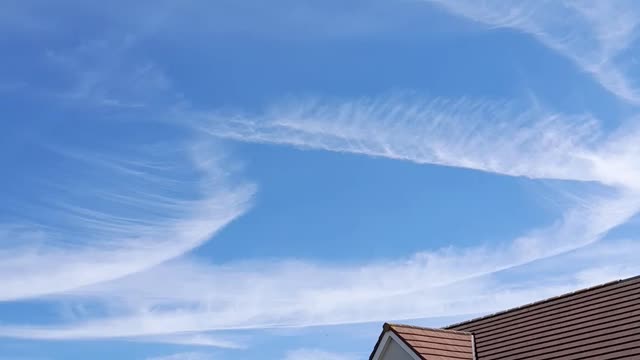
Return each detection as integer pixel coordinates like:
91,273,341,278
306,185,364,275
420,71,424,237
369,275,640,360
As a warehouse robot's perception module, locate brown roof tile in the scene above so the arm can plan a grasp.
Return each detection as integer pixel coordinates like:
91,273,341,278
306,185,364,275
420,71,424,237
370,323,474,360
447,275,640,360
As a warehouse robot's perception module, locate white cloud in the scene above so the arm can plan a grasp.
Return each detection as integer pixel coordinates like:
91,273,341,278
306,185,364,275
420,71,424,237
136,333,245,349
0,189,635,338
197,96,640,188
146,352,214,360
427,0,640,103
0,142,254,301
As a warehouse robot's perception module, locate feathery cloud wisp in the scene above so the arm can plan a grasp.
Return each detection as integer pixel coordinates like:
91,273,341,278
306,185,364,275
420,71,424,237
198,96,640,188
1,236,638,340
146,352,215,360
0,143,254,301
133,333,245,349
0,183,636,338
427,0,640,103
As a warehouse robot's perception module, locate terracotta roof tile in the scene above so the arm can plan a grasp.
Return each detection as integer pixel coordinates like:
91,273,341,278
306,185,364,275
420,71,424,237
386,324,474,360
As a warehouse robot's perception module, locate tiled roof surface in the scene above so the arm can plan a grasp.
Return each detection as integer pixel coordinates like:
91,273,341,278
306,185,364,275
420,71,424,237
447,275,640,360
371,275,640,360
384,324,474,360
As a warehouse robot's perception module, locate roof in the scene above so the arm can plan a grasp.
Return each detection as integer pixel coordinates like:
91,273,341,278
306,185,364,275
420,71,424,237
370,323,474,360
448,275,640,360
370,275,640,360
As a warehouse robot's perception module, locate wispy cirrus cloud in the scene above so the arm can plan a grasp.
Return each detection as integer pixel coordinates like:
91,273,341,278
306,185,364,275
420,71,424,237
1,236,638,340
146,352,215,360
134,332,245,349
197,96,640,188
193,96,640,283
0,142,254,301
427,0,640,103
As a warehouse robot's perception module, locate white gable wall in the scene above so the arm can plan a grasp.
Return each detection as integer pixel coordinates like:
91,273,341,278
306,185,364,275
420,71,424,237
371,332,421,360
380,338,415,360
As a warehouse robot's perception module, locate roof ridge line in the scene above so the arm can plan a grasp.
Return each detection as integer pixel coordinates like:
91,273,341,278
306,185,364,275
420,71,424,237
444,274,640,329
385,322,473,335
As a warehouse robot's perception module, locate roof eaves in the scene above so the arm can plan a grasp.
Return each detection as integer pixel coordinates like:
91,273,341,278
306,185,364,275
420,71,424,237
368,323,389,360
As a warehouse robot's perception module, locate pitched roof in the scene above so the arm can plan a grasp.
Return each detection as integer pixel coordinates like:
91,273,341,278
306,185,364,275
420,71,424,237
447,275,640,360
370,275,640,360
370,323,474,360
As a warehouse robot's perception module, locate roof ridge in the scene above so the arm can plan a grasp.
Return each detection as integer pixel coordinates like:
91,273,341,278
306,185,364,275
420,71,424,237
444,274,640,329
385,322,473,335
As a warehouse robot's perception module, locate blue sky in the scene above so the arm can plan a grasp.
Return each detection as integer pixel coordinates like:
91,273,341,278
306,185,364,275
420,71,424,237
2,1,640,359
